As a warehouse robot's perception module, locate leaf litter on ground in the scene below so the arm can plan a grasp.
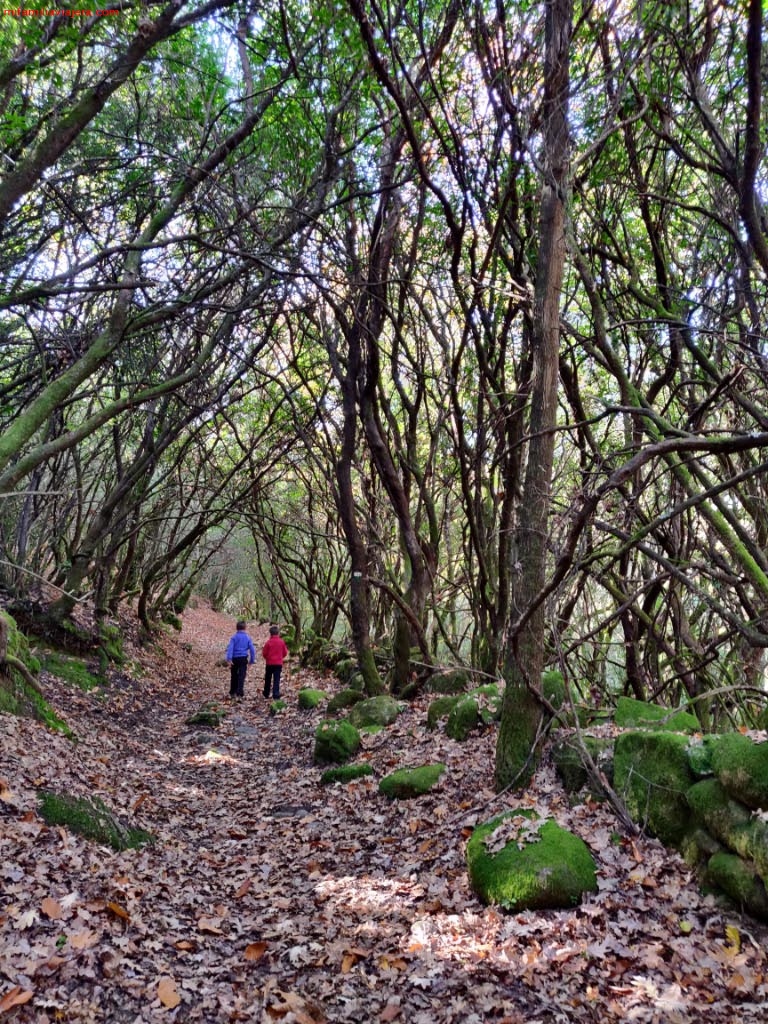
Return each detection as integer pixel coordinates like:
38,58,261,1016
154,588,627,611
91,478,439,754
1,601,767,1022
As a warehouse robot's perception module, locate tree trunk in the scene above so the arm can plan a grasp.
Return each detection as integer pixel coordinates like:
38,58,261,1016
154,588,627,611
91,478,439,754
495,0,572,792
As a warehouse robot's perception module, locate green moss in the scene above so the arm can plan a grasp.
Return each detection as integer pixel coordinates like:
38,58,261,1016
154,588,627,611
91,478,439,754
426,694,461,730
327,688,366,715
38,791,153,851
314,719,361,764
446,695,479,740
347,695,401,728
379,763,446,799
43,653,100,691
335,658,358,684
466,810,598,911
320,763,374,785
613,731,695,845
298,688,328,710
269,699,287,715
706,852,768,922
186,701,226,727
709,733,768,810
97,623,125,673
425,669,470,694
552,736,610,794
542,670,566,711
614,696,700,733
686,778,768,884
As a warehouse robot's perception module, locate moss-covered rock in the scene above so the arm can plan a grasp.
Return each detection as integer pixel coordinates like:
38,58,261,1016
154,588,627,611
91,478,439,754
97,622,125,673
314,719,361,764
425,668,471,695
614,696,700,733
552,735,613,795
269,699,287,716
472,683,503,724
614,731,696,845
335,658,358,684
347,695,401,729
297,688,328,710
687,778,768,885
38,791,153,851
327,688,366,715
379,763,445,799
186,701,226,727
466,810,598,911
709,733,768,810
320,763,374,785
706,852,768,922
426,694,462,730
446,695,480,740
686,736,717,778
0,614,70,733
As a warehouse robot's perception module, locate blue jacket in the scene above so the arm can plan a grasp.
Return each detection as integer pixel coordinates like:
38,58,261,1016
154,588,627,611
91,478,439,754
226,631,256,662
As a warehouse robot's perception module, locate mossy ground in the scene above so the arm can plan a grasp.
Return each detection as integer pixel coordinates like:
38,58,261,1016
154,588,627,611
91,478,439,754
320,763,374,785
43,652,101,691
38,791,154,851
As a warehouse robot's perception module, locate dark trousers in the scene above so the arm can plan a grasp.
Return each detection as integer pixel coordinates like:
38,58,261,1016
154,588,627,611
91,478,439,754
230,657,249,697
263,664,282,698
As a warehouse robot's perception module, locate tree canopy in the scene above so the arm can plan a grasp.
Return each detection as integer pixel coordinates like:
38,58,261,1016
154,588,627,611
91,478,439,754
2,0,768,786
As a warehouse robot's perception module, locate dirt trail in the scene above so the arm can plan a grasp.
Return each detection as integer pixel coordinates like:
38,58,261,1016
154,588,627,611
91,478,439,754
1,605,767,1022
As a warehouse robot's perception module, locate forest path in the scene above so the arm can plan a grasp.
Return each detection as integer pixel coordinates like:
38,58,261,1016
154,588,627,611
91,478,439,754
2,603,767,1023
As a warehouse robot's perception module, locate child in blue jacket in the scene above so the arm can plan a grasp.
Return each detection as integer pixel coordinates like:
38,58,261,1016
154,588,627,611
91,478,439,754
225,620,256,698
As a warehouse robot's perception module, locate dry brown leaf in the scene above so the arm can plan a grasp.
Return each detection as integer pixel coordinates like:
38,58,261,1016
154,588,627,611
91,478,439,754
197,916,224,935
380,1004,401,1022
40,897,62,920
105,901,130,922
157,975,181,1009
68,929,99,950
234,878,252,898
244,941,268,961
0,986,34,1013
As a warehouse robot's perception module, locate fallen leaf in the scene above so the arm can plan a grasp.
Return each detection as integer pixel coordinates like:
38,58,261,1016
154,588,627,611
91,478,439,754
157,976,181,1009
68,929,99,950
244,941,268,962
105,901,130,922
0,986,34,1013
235,878,252,898
197,916,224,935
41,898,63,920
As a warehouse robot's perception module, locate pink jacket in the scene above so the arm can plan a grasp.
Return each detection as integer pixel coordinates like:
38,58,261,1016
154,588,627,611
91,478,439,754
262,636,289,666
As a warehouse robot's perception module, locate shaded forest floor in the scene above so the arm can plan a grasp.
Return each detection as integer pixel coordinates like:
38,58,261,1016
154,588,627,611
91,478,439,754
2,602,768,1023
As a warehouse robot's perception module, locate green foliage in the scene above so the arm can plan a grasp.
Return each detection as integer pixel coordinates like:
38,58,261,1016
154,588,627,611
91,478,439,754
38,791,154,851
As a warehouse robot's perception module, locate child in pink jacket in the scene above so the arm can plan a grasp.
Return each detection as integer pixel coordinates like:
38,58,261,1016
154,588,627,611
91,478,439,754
262,625,289,699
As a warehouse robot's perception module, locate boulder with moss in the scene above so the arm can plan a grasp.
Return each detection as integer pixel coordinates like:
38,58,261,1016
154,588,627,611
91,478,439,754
327,688,366,715
709,733,768,810
425,668,471,695
552,735,613,796
687,778,768,883
269,699,287,716
446,695,480,740
427,694,462,730
466,810,597,911
320,763,374,785
186,701,227,727
706,852,768,922
335,658,358,685
298,688,328,710
614,696,700,733
614,730,696,846
379,763,445,799
347,695,401,729
314,719,361,764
